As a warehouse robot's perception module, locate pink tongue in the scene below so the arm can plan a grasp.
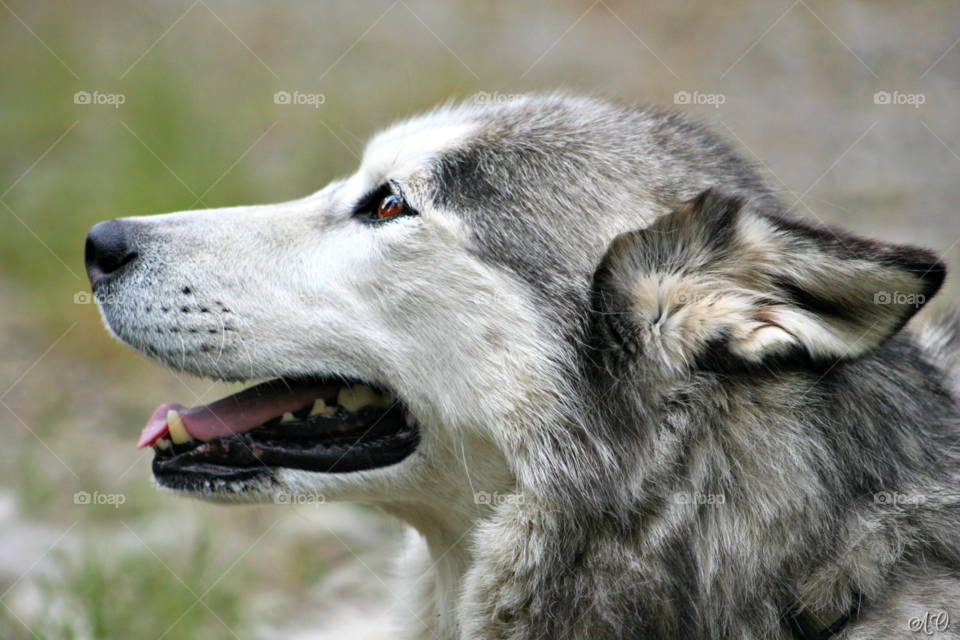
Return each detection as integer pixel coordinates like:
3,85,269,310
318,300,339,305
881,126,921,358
137,380,339,449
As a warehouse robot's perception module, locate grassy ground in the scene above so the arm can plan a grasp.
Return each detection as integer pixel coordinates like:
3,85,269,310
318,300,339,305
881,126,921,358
2,1,959,637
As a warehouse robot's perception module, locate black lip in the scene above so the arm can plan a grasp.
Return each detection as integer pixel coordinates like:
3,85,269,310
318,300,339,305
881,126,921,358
152,399,420,491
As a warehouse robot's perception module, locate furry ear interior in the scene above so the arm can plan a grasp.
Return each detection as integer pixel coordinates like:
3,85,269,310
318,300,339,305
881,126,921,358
593,189,946,373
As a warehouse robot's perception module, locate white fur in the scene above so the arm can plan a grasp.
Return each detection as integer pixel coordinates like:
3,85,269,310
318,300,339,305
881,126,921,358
101,115,563,638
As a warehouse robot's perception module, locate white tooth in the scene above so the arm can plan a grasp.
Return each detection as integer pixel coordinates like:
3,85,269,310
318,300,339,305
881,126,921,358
337,385,395,412
155,438,171,451
167,410,191,444
309,399,337,416
280,412,295,423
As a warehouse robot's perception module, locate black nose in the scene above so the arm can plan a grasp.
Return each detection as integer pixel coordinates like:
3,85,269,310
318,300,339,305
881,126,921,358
85,220,138,283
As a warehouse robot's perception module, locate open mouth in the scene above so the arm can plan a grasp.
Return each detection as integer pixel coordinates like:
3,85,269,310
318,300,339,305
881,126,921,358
141,378,420,490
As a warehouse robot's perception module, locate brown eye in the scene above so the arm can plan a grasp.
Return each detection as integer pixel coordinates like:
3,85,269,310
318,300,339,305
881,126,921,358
377,195,405,219
354,183,417,223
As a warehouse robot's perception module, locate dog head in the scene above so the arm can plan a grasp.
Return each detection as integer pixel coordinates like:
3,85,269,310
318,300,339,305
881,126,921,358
86,96,944,535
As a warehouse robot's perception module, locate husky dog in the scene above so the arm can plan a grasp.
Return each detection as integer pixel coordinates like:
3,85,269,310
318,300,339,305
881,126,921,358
85,95,960,639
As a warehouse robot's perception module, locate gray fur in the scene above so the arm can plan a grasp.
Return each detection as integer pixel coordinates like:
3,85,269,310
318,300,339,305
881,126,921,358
93,95,960,639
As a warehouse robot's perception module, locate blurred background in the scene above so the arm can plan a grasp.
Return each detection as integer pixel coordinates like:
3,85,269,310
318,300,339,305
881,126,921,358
1,1,959,637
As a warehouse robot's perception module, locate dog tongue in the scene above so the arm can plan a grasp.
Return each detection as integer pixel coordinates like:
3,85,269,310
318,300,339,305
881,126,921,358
137,380,337,449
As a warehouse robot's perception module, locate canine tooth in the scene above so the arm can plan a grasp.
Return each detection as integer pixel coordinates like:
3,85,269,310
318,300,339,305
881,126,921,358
337,385,395,412
309,399,337,416
280,412,296,423
167,410,191,444
155,438,171,451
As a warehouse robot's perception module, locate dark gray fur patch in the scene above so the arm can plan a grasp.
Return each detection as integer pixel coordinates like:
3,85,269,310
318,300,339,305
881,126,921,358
437,96,960,638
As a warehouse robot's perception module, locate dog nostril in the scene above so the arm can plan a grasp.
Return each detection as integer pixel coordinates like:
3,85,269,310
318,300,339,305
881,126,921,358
84,219,138,283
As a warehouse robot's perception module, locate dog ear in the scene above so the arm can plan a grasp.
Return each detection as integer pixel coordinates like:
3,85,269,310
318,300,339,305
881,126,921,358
592,189,946,374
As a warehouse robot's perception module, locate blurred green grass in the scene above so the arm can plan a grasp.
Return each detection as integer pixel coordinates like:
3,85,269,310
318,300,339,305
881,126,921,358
1,533,252,640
